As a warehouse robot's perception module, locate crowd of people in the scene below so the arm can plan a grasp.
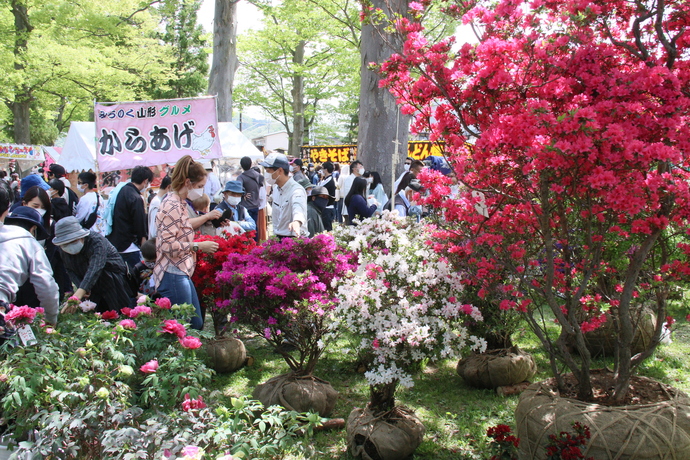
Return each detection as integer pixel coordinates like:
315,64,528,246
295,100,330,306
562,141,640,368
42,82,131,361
0,152,444,338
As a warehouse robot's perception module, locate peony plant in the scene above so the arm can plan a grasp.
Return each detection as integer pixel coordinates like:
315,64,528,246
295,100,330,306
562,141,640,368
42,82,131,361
333,212,486,413
377,0,690,403
216,234,357,375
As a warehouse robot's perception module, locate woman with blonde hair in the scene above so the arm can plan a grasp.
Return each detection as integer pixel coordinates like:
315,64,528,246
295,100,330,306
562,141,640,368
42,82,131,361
153,155,219,329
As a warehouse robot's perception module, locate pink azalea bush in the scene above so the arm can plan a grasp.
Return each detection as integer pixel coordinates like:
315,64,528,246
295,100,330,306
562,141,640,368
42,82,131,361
216,234,358,375
377,0,690,402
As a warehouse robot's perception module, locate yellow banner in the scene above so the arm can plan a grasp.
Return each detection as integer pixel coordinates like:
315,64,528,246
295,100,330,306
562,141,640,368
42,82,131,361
301,141,445,163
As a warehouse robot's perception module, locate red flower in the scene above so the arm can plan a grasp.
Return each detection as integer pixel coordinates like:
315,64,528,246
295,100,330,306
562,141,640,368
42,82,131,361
101,310,119,320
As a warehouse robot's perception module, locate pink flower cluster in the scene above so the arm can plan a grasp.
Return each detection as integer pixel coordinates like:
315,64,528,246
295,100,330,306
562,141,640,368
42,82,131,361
160,319,186,339
140,359,159,374
4,305,37,325
181,393,206,412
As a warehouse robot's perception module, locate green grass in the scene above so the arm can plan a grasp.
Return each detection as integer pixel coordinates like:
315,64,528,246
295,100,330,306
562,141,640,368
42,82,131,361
204,319,690,459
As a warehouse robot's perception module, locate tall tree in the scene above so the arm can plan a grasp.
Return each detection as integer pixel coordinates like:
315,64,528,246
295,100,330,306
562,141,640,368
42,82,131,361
357,0,411,192
234,0,360,156
207,0,239,122
151,0,210,100
0,0,172,145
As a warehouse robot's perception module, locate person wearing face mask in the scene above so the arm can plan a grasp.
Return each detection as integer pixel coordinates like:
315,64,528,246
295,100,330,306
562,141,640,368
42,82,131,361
317,161,337,231
345,177,378,225
154,155,219,330
290,158,307,182
215,180,256,234
47,179,72,222
54,216,132,313
1,203,59,325
106,166,154,270
148,175,172,239
306,186,329,237
74,172,105,233
340,160,364,225
393,179,423,218
46,164,79,216
363,171,387,214
237,156,264,243
260,152,307,239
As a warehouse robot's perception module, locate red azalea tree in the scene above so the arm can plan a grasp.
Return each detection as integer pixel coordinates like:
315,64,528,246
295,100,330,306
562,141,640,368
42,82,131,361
378,0,690,402
192,233,257,336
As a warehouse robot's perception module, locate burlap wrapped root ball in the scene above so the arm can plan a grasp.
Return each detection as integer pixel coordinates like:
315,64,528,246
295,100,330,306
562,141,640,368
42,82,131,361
347,406,425,460
252,373,338,417
567,305,656,357
456,346,537,389
515,379,690,459
205,337,246,373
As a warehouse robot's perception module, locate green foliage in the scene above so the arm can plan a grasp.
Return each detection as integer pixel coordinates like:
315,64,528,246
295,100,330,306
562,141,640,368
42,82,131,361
0,0,184,144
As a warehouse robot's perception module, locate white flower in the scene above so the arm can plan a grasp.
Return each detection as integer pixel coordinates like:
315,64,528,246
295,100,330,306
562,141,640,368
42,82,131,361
79,300,97,312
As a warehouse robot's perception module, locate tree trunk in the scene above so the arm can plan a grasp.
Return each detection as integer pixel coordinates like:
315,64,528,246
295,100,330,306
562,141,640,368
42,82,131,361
11,0,32,144
357,0,410,197
208,0,239,123
369,381,397,415
289,40,306,157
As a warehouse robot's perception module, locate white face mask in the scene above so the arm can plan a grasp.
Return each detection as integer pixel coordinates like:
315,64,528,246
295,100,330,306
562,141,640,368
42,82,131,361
225,196,241,206
264,171,277,186
36,208,47,217
187,187,204,201
61,240,84,255
77,184,86,193
404,164,411,171
357,167,364,175
366,178,373,185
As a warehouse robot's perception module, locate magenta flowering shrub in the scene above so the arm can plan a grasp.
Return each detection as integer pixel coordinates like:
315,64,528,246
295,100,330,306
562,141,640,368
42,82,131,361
376,0,690,403
216,234,357,375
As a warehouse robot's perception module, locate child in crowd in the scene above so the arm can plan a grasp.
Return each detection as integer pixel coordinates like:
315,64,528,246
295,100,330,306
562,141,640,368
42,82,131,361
192,194,215,235
133,238,158,297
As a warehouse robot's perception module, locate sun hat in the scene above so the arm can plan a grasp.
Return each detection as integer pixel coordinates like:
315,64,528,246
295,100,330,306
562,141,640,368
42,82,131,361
20,174,50,197
260,152,290,170
311,186,334,198
222,180,245,194
5,206,49,240
53,216,90,245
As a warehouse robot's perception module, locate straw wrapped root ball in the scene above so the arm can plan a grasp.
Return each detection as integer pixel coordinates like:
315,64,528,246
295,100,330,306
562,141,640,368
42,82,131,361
456,346,537,389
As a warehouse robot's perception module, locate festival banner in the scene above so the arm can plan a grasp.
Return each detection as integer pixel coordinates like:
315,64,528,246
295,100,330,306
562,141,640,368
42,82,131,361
0,143,44,161
301,141,445,164
94,96,221,172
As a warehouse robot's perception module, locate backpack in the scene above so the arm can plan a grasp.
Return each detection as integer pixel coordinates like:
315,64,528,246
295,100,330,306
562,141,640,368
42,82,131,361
81,193,100,229
66,187,80,216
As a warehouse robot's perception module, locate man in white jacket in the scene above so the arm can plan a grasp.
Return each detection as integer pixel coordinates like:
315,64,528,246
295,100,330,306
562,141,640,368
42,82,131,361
0,189,59,326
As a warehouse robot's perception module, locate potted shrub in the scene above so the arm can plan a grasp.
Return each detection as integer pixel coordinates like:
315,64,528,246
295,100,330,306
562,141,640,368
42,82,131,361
216,233,357,417
192,233,256,372
333,212,486,460
455,286,536,391
376,0,690,457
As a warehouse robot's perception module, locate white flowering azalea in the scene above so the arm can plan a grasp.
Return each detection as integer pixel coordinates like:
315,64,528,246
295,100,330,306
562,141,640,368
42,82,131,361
333,213,486,409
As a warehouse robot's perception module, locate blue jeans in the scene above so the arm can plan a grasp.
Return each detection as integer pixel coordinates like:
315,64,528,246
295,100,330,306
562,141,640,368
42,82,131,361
157,271,204,330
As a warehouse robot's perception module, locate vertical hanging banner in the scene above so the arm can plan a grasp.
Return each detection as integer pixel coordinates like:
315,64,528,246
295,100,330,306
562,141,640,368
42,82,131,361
94,96,222,172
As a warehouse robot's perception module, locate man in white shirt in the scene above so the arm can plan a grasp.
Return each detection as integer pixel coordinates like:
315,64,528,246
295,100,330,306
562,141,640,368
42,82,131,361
340,160,364,225
260,152,307,238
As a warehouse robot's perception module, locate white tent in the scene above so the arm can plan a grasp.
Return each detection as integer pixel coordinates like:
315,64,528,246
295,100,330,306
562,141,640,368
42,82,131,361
58,121,262,172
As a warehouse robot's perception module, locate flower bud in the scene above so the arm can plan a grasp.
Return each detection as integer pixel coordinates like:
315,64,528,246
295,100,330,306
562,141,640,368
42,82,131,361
95,387,109,399
76,347,87,356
